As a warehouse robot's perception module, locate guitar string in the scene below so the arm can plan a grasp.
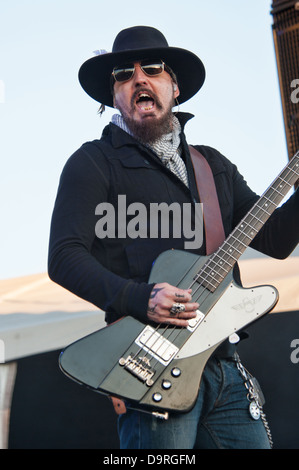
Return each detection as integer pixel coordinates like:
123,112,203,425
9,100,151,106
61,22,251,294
125,159,299,379
125,160,299,378
159,160,299,356
130,171,298,380
184,159,299,302
160,160,299,352
148,162,298,366
127,160,299,379
189,158,299,298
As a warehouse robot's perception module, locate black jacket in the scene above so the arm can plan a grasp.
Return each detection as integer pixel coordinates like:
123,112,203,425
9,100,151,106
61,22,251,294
48,113,299,324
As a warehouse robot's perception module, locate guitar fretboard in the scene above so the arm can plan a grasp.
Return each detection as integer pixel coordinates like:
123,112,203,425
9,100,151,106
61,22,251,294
195,151,299,292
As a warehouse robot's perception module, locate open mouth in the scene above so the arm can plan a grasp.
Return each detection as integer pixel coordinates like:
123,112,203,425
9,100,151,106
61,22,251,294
135,91,155,111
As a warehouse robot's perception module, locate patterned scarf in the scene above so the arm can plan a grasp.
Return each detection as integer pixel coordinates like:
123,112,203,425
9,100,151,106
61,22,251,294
111,113,189,187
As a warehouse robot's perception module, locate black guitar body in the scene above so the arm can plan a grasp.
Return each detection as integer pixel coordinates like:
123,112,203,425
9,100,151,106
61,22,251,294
59,250,277,413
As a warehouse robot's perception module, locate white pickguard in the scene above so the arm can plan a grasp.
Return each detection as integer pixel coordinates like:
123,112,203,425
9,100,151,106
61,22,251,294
176,281,278,360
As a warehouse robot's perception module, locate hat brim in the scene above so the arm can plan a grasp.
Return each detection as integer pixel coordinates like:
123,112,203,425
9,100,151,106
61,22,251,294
78,46,205,107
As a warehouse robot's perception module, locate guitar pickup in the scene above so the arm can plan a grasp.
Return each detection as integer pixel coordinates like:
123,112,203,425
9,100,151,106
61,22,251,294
135,326,179,366
119,354,155,387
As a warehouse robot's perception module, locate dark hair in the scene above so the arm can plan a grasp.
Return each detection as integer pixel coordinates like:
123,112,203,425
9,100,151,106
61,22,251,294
164,63,178,86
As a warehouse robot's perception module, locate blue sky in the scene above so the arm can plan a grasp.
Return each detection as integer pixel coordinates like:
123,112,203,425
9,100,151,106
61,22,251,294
0,0,294,280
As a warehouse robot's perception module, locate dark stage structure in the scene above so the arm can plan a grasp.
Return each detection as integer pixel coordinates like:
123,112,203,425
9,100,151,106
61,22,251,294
271,0,299,178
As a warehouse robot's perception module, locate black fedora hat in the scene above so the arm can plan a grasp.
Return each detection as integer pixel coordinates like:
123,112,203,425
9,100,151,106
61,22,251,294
79,26,206,108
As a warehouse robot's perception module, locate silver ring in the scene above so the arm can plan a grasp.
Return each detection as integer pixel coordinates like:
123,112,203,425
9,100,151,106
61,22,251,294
170,303,186,316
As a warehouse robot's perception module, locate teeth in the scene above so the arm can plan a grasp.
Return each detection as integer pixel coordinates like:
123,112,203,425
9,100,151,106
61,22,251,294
136,92,154,111
138,93,151,100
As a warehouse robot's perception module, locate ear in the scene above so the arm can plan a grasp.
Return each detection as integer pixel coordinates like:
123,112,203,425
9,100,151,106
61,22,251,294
173,83,180,99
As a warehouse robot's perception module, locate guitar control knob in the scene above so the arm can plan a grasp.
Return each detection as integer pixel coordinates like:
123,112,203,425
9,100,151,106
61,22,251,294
171,367,181,377
152,393,163,402
162,380,172,390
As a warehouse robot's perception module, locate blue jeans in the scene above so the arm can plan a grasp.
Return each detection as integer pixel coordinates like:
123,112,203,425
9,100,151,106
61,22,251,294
118,355,271,449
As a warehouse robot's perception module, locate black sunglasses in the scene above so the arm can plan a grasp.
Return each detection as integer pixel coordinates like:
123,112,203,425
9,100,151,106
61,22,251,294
112,59,165,83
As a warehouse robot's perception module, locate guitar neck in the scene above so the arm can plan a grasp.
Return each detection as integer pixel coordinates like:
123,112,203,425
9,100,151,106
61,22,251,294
196,151,299,291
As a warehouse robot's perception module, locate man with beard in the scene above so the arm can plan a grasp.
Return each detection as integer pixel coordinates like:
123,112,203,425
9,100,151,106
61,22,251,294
48,26,299,449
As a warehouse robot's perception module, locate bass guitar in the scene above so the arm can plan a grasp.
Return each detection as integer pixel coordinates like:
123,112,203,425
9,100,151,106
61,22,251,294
59,151,299,416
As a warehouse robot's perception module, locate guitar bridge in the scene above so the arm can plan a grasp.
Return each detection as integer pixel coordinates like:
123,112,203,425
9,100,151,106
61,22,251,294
119,354,155,387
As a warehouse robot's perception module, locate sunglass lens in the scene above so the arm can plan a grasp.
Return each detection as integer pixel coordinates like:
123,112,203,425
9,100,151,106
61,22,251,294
114,64,134,82
141,60,164,76
113,60,164,81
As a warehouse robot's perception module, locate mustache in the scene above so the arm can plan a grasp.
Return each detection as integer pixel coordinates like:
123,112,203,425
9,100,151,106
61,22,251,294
131,88,163,110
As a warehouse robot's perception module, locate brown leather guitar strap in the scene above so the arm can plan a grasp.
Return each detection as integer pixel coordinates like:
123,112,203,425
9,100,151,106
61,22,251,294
189,146,226,254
